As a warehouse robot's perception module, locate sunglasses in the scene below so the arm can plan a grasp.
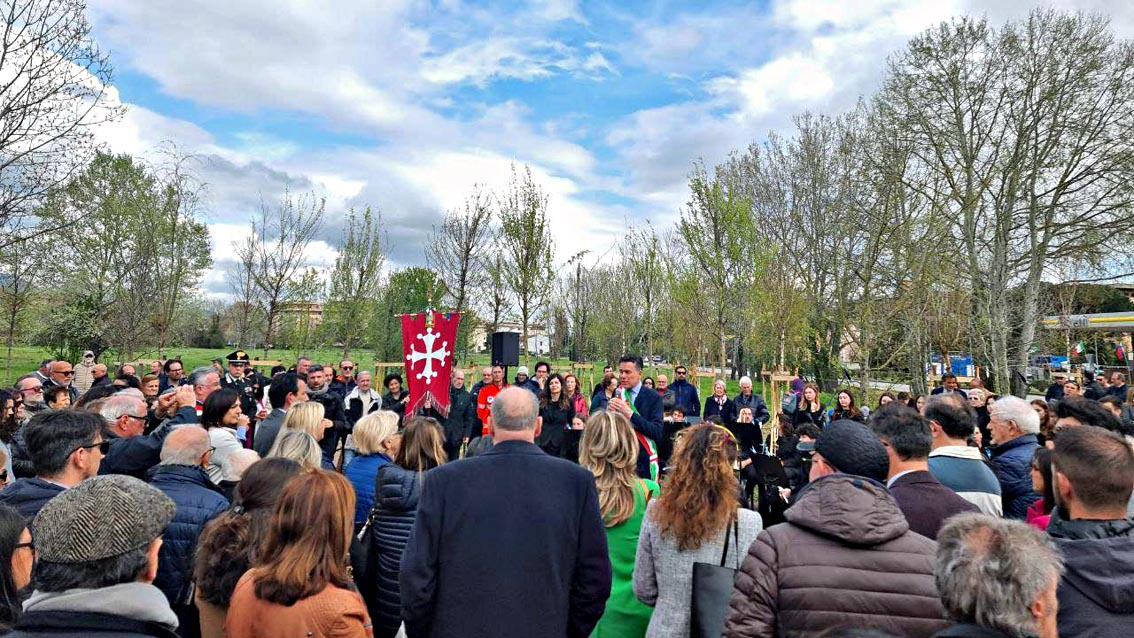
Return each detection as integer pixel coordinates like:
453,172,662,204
342,366,354,371
73,441,111,455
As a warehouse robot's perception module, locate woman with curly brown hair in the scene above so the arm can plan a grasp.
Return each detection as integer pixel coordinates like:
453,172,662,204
632,424,762,638
581,410,659,637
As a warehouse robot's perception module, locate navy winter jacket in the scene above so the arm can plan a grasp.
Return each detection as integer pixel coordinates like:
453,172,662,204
990,433,1040,520
148,464,229,604
101,406,197,480
0,477,66,523
366,463,427,636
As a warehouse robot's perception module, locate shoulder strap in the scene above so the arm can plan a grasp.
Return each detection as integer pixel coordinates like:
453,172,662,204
733,515,741,568
719,515,733,567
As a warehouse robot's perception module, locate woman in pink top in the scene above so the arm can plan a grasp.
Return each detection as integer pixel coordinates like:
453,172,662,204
1026,447,1055,531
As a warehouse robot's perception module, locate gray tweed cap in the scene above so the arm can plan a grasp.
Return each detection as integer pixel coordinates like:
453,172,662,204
32,475,175,564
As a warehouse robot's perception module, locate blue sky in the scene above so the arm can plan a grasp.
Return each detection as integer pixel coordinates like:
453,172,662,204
84,0,1134,297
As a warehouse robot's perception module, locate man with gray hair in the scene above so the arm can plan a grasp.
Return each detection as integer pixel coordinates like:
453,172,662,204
733,375,770,453
7,475,179,638
934,513,1062,638
99,387,197,479
988,395,1042,519
148,427,229,630
401,386,611,638
188,366,221,416
217,448,260,501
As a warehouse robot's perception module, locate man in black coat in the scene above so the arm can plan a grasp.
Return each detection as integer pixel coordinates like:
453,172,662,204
305,364,350,463
606,355,665,480
400,387,611,638
424,370,475,461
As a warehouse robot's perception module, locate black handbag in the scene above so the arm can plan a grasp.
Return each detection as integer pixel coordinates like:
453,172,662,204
690,515,741,638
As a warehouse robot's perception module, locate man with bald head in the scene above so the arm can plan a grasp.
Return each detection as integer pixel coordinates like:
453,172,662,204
401,387,612,638
44,360,79,403
148,427,229,626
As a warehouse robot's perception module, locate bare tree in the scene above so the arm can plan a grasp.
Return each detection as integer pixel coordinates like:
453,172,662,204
497,165,554,361
324,206,385,358
233,190,325,356
227,234,263,348
427,186,493,357
148,144,212,358
621,224,665,361
0,0,124,246
0,243,43,378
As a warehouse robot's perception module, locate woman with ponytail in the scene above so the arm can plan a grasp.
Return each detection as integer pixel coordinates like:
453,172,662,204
580,410,659,637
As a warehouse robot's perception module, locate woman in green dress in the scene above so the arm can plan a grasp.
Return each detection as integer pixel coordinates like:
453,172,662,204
580,410,659,638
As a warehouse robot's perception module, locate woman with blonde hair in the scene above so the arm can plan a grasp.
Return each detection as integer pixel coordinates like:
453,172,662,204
581,410,658,637
365,417,447,636
633,424,762,638
344,410,401,528
226,470,372,638
267,430,327,472
269,401,334,469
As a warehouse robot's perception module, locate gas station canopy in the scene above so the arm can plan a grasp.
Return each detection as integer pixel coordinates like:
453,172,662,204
1042,312,1134,331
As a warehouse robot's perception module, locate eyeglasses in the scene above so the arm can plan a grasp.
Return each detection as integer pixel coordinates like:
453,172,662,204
19,386,43,394
58,371,74,376
341,365,354,371
73,441,111,455
124,413,147,422
676,370,687,375
14,540,32,551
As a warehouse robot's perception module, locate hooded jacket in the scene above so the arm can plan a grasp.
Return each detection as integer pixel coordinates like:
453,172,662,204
724,473,948,638
9,582,180,638
1047,516,1134,638
344,386,383,425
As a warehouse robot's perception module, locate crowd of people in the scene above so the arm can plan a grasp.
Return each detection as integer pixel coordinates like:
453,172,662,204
0,349,1129,638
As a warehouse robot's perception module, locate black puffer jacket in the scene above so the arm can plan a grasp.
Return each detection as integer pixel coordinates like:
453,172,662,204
366,464,426,636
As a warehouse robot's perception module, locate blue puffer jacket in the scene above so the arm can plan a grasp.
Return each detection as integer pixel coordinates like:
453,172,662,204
366,464,426,636
0,478,66,523
990,433,1040,520
148,464,229,604
344,453,392,526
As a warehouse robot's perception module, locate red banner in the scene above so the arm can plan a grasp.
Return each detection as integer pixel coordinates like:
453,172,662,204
401,311,461,417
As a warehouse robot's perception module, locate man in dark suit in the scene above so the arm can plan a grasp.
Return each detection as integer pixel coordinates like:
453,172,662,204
252,373,307,457
400,387,611,638
930,373,968,399
606,354,665,480
871,404,978,540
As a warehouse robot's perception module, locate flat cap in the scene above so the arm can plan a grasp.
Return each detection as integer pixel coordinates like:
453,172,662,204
814,419,890,483
33,475,175,564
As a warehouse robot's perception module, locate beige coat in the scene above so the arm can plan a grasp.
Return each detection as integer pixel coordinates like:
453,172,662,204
225,572,373,638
